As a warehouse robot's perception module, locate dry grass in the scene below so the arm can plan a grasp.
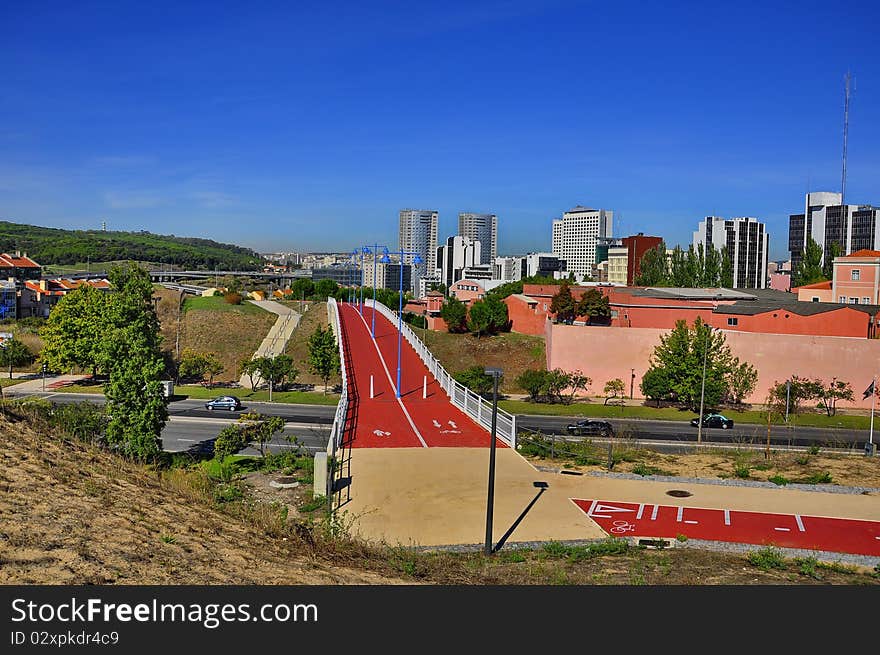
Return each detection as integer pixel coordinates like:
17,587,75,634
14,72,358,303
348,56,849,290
283,302,341,389
154,287,276,382
419,330,545,394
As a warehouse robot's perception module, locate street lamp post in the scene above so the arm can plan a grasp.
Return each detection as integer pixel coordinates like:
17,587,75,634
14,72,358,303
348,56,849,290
361,244,387,338
484,367,502,555
380,248,422,397
630,368,635,399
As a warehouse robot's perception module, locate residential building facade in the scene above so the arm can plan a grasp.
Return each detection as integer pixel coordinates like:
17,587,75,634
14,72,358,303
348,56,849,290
458,212,497,265
399,209,438,294
551,206,613,281
436,235,482,289
361,258,412,293
693,216,768,289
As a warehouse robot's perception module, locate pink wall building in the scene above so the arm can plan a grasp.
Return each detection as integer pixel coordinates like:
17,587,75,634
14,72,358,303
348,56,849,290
832,250,880,305
546,322,880,409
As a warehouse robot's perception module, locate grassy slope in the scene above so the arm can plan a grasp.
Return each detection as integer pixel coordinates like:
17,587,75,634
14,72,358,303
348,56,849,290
283,301,341,390
155,289,276,383
419,330,545,394
3,411,876,585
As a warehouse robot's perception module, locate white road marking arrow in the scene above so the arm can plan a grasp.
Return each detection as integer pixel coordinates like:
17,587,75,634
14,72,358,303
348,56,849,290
372,429,391,437
433,420,442,428
448,420,457,429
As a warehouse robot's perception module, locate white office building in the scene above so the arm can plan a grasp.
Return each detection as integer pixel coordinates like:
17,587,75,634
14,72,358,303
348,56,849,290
458,212,497,265
436,235,482,289
399,209,438,293
551,206,613,281
494,256,525,282
693,216,768,289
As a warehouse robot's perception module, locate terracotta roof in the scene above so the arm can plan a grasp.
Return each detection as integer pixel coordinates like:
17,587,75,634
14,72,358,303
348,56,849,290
0,253,40,268
795,280,832,290
426,291,444,297
843,249,880,258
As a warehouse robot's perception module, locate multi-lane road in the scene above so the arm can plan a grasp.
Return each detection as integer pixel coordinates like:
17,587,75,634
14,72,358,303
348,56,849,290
6,389,872,454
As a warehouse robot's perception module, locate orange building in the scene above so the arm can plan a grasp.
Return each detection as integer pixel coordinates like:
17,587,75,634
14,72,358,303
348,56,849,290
831,249,880,305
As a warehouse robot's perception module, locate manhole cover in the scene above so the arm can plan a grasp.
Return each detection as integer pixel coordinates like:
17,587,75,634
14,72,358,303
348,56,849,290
666,489,692,498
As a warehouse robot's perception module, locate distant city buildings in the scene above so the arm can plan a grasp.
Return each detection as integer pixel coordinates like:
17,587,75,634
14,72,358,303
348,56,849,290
552,206,613,281
693,216,768,289
789,192,880,270
361,257,412,293
436,236,482,289
399,209,438,294
458,212,497,265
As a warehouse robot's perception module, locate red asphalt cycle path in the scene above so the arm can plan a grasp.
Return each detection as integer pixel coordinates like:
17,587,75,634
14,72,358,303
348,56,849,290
573,499,880,557
338,302,505,449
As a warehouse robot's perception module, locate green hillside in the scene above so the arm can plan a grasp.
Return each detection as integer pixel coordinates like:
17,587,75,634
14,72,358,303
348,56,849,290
0,220,265,270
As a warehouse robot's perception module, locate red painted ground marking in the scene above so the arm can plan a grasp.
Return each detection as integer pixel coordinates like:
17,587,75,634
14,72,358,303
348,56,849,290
572,499,880,557
339,304,505,449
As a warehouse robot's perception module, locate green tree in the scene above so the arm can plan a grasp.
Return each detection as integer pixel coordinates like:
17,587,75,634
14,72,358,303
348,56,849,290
648,318,733,411
603,378,626,405
720,246,734,288
290,278,315,301
38,284,110,377
822,241,843,281
439,297,468,333
576,288,611,324
669,246,689,287
640,367,673,407
101,263,168,461
237,411,286,457
239,357,261,392
814,377,854,417
307,325,340,393
178,349,223,387
793,236,825,287
563,370,592,404
213,424,250,461
769,375,817,417
454,366,497,397
0,338,34,378
727,357,758,405
314,279,339,299
256,354,298,395
550,281,577,324
516,368,548,402
635,243,670,286
703,245,721,287
467,296,508,337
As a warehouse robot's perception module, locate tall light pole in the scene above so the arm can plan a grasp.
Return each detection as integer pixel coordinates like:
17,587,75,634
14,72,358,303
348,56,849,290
696,322,719,445
484,367,502,555
361,244,387,338
380,248,422,398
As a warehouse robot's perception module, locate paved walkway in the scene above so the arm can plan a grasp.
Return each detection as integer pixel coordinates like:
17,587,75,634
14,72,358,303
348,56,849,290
237,300,301,389
333,302,880,562
4,373,91,394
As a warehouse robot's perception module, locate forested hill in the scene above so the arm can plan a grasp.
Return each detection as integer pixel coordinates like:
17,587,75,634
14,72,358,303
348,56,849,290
0,221,265,270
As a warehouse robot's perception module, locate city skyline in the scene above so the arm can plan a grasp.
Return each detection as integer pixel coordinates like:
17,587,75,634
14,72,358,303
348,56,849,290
2,2,878,260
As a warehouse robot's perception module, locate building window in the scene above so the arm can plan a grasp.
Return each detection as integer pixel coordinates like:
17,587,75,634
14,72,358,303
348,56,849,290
851,269,860,281
850,298,859,304
839,296,846,303
727,317,738,326
864,297,871,305
811,297,819,302
610,310,619,319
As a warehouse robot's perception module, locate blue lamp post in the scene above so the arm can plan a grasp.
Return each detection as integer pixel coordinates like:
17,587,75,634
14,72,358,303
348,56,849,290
380,248,423,398
361,244,387,337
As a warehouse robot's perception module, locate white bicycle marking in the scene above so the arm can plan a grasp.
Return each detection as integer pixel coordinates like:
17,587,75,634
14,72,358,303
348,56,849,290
610,520,636,534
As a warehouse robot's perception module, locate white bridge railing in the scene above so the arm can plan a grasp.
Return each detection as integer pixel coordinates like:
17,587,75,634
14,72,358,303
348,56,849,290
369,299,516,448
326,298,349,457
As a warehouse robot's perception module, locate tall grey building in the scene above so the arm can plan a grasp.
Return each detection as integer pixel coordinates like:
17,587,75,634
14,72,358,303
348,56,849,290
551,206,613,281
788,192,880,270
399,209,438,293
458,212,497,265
693,216,768,289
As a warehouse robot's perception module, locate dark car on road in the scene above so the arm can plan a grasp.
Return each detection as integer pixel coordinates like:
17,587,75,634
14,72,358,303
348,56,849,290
565,419,614,437
205,395,242,411
690,413,734,429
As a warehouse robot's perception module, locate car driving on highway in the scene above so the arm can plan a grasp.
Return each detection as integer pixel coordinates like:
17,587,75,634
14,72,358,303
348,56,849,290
565,419,614,437
205,395,242,411
690,413,734,429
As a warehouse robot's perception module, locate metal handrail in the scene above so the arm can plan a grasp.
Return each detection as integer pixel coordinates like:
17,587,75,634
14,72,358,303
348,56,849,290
368,299,516,447
326,298,349,455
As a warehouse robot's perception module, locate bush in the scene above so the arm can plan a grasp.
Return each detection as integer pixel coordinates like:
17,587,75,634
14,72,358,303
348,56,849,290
747,547,786,571
768,474,790,486
224,292,242,305
50,401,107,445
800,471,833,484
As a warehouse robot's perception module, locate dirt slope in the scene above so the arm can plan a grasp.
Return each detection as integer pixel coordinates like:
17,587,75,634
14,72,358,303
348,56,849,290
0,417,401,585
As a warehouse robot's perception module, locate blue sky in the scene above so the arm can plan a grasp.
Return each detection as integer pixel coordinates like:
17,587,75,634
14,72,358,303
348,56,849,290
1,1,878,261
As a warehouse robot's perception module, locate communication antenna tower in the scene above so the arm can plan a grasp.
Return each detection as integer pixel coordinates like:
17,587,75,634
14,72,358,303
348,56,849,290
840,72,853,246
